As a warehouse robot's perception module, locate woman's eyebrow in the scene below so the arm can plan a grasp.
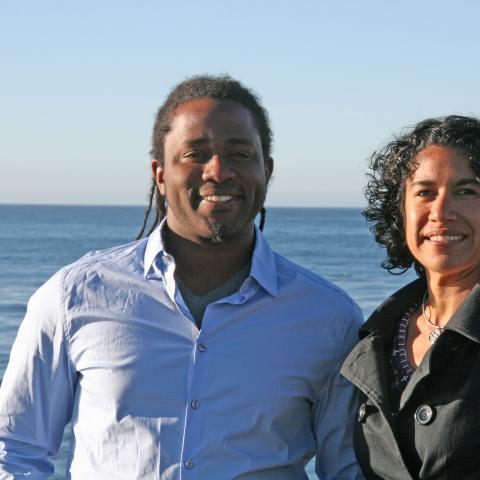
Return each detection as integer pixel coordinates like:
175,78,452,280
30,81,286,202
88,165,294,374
410,178,480,187
409,180,435,187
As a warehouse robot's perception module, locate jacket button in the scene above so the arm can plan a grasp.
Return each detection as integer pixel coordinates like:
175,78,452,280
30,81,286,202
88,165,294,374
415,405,434,425
358,403,367,423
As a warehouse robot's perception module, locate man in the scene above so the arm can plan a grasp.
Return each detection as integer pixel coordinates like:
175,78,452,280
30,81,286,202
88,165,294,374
0,75,364,479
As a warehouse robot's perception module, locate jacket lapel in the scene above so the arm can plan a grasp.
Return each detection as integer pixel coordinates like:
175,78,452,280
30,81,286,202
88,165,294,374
342,277,427,412
445,283,480,343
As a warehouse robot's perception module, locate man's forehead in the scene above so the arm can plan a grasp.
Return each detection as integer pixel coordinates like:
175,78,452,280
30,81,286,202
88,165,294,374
168,98,259,140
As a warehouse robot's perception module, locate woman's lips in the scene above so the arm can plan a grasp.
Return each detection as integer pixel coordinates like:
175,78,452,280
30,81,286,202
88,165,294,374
425,233,465,244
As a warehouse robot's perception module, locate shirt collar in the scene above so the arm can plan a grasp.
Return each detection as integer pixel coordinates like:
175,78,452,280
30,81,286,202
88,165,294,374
143,219,168,278
143,220,278,298
250,225,278,298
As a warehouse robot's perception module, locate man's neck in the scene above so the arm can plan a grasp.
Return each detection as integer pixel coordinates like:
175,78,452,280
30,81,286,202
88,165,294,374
163,225,255,295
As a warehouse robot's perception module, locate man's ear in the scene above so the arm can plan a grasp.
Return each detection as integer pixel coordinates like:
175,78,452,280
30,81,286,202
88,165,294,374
151,159,166,196
265,156,274,184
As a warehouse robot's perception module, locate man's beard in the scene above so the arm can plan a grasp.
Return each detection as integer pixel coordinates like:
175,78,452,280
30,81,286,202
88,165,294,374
209,222,224,244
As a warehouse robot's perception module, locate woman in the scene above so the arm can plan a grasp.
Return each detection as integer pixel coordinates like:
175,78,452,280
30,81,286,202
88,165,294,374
341,115,480,479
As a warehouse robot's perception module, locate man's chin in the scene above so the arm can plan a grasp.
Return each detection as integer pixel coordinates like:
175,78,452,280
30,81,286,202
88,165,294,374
197,219,254,245
207,222,225,244
195,222,226,244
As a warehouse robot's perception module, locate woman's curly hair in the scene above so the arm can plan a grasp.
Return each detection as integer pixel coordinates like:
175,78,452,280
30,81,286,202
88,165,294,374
364,115,480,276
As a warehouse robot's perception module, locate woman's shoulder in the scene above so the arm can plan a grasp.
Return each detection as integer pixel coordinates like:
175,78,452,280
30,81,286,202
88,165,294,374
361,277,426,338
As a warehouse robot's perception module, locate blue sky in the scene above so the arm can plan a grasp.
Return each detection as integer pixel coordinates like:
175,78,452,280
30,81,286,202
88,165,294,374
2,1,480,207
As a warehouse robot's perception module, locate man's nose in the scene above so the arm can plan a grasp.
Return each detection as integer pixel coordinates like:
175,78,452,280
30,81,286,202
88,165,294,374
202,155,236,183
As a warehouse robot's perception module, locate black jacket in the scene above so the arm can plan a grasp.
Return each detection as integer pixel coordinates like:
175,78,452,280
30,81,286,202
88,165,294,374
341,278,480,480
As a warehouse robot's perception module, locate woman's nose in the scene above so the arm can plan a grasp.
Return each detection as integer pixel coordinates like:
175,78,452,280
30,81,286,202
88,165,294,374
429,193,456,222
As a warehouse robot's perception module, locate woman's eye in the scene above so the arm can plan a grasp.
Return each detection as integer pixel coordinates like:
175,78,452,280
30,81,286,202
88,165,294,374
416,190,435,198
184,150,207,161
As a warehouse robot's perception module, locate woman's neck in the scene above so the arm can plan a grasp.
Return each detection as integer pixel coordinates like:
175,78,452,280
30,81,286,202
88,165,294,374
425,269,480,327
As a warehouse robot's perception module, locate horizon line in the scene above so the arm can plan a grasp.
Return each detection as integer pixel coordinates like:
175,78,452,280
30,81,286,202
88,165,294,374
0,202,364,209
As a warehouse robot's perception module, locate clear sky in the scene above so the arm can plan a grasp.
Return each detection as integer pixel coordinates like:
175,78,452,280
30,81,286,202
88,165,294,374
2,1,480,207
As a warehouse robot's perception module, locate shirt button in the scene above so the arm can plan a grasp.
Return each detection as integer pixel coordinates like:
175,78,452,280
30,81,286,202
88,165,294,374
198,344,207,352
191,400,199,409
184,460,194,469
415,405,435,425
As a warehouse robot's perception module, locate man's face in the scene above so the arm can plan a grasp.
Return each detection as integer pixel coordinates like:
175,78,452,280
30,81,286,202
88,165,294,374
152,98,273,244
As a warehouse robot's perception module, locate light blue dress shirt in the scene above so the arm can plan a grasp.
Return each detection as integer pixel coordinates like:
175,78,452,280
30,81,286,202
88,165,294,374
0,223,364,479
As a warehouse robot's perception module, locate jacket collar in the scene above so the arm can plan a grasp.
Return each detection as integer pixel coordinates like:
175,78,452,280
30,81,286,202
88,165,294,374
359,277,426,340
341,281,428,409
342,276,480,407
445,282,480,343
359,276,480,344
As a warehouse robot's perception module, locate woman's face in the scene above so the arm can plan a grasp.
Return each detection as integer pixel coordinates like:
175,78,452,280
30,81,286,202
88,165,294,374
404,145,480,281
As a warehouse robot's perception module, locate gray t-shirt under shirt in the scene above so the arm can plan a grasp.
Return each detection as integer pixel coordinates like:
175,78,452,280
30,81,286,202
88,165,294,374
175,263,251,328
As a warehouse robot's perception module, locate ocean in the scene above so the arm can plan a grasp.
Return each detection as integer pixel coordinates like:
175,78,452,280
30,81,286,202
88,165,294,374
0,205,417,479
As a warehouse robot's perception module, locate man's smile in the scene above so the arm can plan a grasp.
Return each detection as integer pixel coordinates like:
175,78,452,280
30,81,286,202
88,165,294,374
202,194,236,203
198,193,242,213
197,187,243,210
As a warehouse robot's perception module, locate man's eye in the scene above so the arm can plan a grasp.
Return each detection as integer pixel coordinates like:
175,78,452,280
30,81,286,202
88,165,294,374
457,188,478,198
229,151,252,160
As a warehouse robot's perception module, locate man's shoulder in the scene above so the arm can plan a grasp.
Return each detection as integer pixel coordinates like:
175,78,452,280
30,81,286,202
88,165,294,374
61,238,147,280
271,251,364,353
273,251,360,314
29,239,146,299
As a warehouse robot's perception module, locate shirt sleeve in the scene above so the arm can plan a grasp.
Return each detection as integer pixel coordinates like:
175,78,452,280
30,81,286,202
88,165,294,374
0,270,76,479
312,303,365,480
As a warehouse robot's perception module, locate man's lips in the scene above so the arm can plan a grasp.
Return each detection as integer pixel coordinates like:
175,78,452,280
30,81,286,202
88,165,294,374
197,189,242,204
201,194,236,203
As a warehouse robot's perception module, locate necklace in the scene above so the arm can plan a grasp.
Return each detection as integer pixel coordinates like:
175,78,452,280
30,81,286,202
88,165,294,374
422,291,444,344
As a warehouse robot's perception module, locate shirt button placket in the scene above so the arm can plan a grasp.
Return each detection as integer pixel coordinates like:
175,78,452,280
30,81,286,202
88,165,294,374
182,341,207,474
192,342,205,411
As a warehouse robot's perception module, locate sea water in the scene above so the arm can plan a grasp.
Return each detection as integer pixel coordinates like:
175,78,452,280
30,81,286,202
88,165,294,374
0,205,417,478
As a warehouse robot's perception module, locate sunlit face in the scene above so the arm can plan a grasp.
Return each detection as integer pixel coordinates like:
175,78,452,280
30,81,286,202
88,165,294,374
404,145,480,280
151,98,273,244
